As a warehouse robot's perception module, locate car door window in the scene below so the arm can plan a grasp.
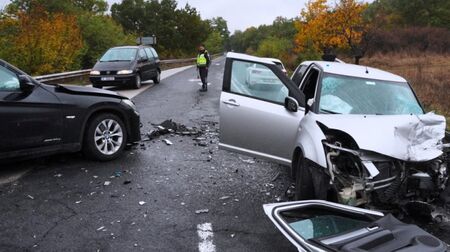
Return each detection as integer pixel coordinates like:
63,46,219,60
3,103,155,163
138,49,148,61
300,68,319,102
150,48,159,59
0,66,20,91
144,48,155,61
292,65,308,87
230,60,288,104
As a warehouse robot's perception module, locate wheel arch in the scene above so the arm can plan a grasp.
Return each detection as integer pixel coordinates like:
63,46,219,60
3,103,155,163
80,105,131,146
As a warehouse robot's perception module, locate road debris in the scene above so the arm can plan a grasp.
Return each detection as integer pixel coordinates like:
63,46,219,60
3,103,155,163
240,158,255,164
54,174,62,178
104,181,111,186
123,180,132,185
75,201,82,204
26,195,34,200
97,226,105,231
195,209,209,214
162,139,173,145
230,233,236,238
139,201,146,206
219,196,230,200
144,119,201,141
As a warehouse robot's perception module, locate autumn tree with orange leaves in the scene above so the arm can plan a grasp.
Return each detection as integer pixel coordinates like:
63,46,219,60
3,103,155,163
295,0,369,64
0,6,83,75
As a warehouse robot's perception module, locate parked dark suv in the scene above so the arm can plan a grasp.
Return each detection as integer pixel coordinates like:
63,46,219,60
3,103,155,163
89,46,161,89
0,59,141,161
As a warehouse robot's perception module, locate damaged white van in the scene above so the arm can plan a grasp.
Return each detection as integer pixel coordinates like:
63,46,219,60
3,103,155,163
219,52,449,208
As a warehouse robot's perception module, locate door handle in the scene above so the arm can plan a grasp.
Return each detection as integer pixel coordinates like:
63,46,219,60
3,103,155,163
223,99,240,107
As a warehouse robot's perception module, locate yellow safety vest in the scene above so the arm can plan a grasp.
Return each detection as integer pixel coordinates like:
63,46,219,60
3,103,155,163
197,53,207,67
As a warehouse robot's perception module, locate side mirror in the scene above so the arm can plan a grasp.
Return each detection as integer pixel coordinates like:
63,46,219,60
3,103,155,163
285,96,299,112
18,75,35,93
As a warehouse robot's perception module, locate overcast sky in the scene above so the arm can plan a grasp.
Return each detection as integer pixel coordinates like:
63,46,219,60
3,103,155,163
0,0,307,33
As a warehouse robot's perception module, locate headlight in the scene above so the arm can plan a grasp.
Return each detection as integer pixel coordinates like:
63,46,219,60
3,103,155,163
117,70,133,75
90,70,100,75
122,99,137,111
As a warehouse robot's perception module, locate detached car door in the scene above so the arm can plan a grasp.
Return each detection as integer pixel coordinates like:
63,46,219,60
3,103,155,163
264,200,448,252
0,62,62,154
219,53,305,165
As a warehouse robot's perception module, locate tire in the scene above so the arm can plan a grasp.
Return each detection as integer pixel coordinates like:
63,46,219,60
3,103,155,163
133,74,142,89
295,153,315,200
153,70,160,84
83,113,127,161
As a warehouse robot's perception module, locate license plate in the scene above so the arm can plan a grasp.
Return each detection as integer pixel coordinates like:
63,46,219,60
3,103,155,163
101,77,115,81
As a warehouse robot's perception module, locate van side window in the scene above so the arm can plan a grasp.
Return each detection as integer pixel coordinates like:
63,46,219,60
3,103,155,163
138,49,148,60
144,48,154,60
150,48,159,59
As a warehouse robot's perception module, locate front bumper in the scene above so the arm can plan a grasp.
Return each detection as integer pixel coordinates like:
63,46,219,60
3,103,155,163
127,109,141,143
90,74,137,87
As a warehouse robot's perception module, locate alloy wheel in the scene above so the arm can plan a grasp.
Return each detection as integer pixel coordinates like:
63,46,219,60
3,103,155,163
94,119,124,155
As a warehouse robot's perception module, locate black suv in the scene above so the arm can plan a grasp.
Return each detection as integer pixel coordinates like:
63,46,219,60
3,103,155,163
90,46,161,89
0,59,141,161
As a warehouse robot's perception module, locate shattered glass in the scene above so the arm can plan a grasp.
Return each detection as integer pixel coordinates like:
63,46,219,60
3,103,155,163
288,215,368,240
319,74,423,115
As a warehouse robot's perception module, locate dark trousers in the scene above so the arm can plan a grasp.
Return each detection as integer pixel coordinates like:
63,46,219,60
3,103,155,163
199,67,208,90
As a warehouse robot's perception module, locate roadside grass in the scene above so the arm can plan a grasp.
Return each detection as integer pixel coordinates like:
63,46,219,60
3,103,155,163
360,52,450,130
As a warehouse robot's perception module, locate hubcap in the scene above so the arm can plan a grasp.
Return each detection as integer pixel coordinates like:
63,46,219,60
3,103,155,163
94,119,123,155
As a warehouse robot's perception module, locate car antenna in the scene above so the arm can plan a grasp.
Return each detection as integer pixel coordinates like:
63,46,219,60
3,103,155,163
365,66,369,74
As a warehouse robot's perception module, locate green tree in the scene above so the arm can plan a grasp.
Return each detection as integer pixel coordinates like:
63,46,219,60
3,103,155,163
77,14,134,68
111,0,211,58
205,31,224,54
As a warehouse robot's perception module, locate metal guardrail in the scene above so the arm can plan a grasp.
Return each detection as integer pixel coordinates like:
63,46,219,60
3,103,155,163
33,53,223,83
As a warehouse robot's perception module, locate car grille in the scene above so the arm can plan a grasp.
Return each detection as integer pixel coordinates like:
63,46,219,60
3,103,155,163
100,71,118,75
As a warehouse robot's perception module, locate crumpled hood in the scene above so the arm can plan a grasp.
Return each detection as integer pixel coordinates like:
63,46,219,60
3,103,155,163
55,84,125,99
314,113,446,162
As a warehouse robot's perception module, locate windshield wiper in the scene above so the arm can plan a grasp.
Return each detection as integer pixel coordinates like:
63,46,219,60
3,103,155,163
101,60,130,62
320,109,341,114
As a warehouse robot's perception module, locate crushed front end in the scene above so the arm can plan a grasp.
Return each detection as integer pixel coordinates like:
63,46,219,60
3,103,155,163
318,122,450,210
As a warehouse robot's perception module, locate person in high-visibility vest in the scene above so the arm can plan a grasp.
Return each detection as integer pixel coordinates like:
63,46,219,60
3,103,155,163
196,44,211,92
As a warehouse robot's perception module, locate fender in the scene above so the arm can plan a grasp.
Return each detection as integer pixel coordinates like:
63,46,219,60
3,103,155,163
78,102,131,145
295,112,328,168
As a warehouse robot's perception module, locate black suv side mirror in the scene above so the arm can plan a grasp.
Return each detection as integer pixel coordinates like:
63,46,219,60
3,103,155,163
18,75,35,93
285,96,299,112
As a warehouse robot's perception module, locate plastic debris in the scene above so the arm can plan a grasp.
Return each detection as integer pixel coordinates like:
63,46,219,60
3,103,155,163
114,171,122,177
195,209,209,214
97,226,105,231
27,195,34,200
54,174,62,178
219,196,230,200
104,181,111,186
139,201,146,206
230,233,236,238
162,139,173,145
75,201,82,204
240,158,255,164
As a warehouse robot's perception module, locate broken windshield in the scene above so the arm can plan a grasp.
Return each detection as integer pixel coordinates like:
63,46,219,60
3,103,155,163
318,74,424,115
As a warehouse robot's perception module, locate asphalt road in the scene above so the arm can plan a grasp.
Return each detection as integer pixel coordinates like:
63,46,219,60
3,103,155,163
0,57,297,251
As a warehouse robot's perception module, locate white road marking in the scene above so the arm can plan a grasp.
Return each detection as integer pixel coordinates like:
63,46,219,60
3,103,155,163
197,222,216,252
